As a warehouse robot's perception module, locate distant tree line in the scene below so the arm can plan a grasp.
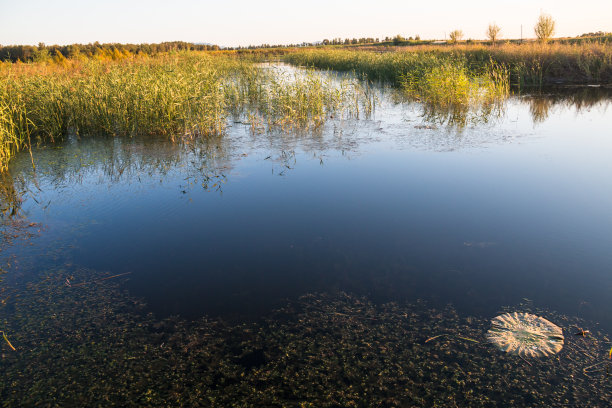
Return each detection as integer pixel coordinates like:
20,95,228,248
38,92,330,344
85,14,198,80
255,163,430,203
1,36,434,62
322,37,379,45
0,41,221,63
579,31,611,38
3,23,609,63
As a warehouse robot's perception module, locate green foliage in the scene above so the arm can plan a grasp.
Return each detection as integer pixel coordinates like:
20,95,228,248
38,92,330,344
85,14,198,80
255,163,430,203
401,60,507,109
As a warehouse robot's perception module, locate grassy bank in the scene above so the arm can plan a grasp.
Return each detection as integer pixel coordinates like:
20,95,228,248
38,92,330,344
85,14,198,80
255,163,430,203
0,53,372,172
285,42,612,87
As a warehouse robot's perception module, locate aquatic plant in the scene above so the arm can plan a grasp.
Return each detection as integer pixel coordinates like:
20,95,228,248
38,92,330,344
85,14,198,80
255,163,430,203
486,312,564,357
0,54,372,171
285,48,509,118
285,43,612,88
230,67,374,130
1,269,610,407
400,58,508,120
1,330,16,351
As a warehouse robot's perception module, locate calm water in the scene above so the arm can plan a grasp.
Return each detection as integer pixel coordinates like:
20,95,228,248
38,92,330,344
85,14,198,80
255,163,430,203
1,71,611,405
5,86,612,326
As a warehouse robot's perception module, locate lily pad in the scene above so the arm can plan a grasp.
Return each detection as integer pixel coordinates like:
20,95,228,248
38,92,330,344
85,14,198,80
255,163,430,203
486,312,564,357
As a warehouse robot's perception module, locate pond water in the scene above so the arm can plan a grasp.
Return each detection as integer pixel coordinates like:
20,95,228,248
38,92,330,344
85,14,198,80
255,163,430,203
1,68,611,406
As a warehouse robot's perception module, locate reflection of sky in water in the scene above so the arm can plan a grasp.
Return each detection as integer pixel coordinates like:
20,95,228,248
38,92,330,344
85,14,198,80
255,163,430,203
3,88,612,333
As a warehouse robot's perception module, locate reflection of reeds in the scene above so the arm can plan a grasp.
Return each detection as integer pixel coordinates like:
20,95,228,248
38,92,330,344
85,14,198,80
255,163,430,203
0,171,22,218
525,87,612,123
528,97,554,123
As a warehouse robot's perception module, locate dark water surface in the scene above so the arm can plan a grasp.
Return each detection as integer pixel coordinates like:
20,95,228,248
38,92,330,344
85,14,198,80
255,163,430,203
1,76,611,405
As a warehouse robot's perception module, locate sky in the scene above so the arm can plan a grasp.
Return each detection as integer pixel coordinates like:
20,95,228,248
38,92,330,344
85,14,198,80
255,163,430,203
1,0,611,47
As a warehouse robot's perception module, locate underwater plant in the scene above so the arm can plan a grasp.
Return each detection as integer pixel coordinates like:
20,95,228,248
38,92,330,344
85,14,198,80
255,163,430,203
486,312,564,357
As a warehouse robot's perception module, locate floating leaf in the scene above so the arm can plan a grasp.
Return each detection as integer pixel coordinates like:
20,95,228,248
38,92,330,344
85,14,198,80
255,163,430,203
486,312,564,357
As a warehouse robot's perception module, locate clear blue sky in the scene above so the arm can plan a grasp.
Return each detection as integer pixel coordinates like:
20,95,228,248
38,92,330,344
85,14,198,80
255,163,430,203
1,0,610,46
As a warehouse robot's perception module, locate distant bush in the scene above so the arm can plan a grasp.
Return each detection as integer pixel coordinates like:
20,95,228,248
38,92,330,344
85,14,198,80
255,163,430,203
487,24,502,46
449,30,464,44
534,13,556,43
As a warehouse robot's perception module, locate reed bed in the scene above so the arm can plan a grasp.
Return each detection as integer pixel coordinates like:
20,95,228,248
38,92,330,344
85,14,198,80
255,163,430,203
469,42,612,86
288,42,612,87
0,53,373,171
286,49,509,123
226,66,374,130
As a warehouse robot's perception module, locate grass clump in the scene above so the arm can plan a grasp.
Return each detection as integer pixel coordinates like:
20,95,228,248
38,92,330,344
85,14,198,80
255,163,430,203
0,80,34,173
286,49,509,124
401,60,508,108
0,54,235,171
228,66,374,130
482,42,612,86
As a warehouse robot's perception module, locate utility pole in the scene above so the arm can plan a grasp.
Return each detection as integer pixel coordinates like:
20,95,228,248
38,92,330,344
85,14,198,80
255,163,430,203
520,25,523,44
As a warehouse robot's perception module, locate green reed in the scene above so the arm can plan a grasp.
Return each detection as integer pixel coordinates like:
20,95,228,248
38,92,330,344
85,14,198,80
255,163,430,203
226,66,374,130
286,49,509,125
287,42,612,88
0,53,373,171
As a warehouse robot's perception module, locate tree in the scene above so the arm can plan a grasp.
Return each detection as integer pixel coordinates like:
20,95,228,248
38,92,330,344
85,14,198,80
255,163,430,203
448,30,463,44
534,13,555,43
486,23,501,45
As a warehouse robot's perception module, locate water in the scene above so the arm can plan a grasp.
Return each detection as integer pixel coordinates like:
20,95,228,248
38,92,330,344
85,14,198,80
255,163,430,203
1,72,611,405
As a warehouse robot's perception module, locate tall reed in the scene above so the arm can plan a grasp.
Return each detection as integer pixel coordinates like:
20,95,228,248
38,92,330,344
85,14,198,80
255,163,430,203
0,53,372,171
287,42,612,88
286,49,510,119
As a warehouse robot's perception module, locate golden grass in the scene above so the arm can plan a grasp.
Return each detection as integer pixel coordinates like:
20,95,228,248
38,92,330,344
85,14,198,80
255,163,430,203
302,42,612,86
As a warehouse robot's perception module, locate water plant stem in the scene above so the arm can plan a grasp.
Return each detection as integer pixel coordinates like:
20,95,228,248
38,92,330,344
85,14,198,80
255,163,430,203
1,330,16,351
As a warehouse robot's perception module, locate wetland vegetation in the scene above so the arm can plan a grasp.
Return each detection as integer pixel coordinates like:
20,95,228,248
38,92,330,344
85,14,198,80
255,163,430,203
1,268,610,407
0,53,374,171
2,37,612,171
285,42,612,88
1,32,612,406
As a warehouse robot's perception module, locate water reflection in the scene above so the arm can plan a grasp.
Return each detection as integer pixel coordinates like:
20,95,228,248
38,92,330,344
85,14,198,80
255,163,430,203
1,135,233,213
0,171,22,219
525,86,612,124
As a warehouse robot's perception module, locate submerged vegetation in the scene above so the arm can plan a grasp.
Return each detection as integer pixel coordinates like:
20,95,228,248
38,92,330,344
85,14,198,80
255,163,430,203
487,312,565,357
0,271,610,406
